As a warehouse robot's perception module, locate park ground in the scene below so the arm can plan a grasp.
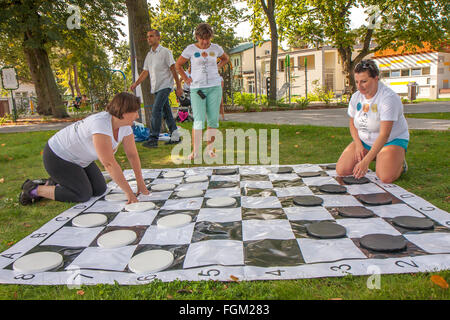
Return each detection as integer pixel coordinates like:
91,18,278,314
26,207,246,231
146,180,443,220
0,120,449,300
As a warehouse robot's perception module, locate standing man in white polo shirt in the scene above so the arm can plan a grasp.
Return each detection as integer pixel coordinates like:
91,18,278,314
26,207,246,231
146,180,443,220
130,29,182,148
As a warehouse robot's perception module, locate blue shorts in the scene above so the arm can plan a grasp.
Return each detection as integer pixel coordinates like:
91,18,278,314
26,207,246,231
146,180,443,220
361,138,409,152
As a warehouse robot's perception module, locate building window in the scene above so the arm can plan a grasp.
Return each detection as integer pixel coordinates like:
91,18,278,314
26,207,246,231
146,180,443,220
265,50,270,55
298,55,315,70
422,67,430,75
427,78,431,84
279,59,285,72
248,81,254,93
381,70,390,78
401,69,410,77
391,70,401,77
411,68,422,76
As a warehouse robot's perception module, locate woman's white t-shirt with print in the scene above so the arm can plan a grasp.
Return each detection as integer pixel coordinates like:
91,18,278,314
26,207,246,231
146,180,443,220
48,111,133,168
348,82,409,146
181,43,224,89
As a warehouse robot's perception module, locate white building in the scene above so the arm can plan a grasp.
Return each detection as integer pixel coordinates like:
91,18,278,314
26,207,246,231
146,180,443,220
373,46,450,99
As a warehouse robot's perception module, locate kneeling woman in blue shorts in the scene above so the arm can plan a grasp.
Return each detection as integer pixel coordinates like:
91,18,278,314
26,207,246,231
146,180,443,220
19,92,150,205
175,23,230,160
336,60,409,183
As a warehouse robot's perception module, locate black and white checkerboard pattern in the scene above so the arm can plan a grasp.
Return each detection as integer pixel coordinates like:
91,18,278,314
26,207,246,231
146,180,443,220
1,164,449,285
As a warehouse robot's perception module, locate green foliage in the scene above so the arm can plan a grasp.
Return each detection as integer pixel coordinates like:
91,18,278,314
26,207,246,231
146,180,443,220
401,97,411,104
150,0,243,59
0,113,13,125
308,80,335,104
0,0,128,115
230,92,259,111
293,96,310,108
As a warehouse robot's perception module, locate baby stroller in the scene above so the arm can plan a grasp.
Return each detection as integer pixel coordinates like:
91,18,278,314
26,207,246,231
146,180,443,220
176,89,194,123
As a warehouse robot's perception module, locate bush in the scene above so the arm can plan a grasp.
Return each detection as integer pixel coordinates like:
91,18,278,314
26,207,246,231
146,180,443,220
230,92,259,111
294,96,309,108
401,97,410,104
311,80,335,104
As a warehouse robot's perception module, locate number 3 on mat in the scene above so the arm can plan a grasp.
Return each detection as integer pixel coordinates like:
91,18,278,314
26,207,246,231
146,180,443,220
330,264,352,274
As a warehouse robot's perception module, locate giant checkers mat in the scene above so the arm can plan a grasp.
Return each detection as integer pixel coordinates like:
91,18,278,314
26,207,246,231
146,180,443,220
1,164,449,285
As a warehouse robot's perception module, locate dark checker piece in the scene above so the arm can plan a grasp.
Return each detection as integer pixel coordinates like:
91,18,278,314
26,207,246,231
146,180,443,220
337,206,375,218
293,195,323,207
272,167,293,174
342,176,370,185
214,168,238,175
298,171,321,178
319,184,347,194
392,216,434,230
358,193,392,205
360,234,407,252
306,221,347,239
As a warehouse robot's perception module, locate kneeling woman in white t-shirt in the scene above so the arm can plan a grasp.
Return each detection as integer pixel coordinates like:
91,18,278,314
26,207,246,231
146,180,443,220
336,60,409,183
19,92,150,205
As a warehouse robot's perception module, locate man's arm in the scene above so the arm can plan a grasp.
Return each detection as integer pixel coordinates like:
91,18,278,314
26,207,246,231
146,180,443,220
130,70,149,92
170,64,182,97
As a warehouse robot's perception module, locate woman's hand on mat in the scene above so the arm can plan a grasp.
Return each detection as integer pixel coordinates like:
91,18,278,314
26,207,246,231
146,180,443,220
353,158,369,179
138,183,150,196
126,192,139,204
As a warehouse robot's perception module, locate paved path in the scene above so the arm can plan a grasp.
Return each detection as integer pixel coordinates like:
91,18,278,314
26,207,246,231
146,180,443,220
1,102,449,133
224,102,450,131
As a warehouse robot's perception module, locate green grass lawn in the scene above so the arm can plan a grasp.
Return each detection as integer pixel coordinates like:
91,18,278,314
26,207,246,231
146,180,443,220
0,122,449,300
405,112,450,120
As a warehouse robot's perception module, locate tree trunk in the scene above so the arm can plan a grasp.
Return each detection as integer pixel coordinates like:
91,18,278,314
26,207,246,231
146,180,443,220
22,32,68,118
338,46,357,95
261,0,278,104
68,68,75,97
73,64,82,97
126,0,154,129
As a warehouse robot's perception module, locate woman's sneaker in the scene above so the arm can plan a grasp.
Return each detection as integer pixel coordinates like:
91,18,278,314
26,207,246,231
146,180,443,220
19,180,42,205
402,159,408,174
21,178,56,189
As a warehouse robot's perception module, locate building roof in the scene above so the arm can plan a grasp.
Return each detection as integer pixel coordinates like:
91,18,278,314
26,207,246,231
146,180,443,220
229,41,269,54
374,43,450,58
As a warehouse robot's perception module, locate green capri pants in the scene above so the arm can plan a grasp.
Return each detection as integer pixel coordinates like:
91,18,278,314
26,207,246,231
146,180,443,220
190,85,222,130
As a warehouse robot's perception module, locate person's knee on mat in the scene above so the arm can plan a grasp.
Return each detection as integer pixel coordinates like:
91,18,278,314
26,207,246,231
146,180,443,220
92,183,107,197
376,172,398,184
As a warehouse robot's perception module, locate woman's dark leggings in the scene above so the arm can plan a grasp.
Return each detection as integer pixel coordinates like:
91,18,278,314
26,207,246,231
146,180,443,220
43,143,107,203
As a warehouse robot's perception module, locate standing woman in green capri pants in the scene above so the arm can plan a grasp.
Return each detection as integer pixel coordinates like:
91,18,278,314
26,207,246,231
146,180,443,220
175,23,230,160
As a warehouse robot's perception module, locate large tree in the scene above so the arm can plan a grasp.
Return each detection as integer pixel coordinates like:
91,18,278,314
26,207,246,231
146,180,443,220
0,0,126,117
149,0,241,60
126,0,154,128
278,0,450,93
248,0,279,103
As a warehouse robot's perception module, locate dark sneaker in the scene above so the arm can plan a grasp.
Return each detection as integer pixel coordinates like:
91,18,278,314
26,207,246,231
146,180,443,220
21,178,45,190
165,138,182,145
142,140,158,148
45,177,57,186
19,180,41,205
